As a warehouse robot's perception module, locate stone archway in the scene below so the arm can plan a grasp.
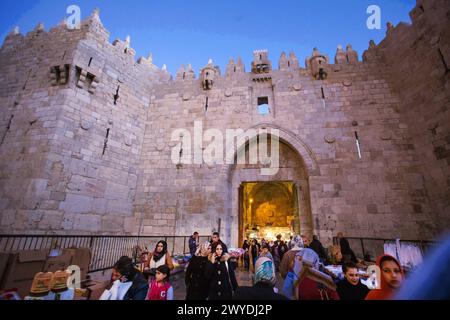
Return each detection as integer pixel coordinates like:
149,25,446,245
222,124,318,247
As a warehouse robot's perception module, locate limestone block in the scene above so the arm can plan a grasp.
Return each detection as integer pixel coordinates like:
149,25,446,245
106,199,133,215
59,194,93,213
73,214,101,232
38,211,63,230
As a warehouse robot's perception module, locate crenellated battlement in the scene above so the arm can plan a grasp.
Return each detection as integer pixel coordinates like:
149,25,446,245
2,0,446,88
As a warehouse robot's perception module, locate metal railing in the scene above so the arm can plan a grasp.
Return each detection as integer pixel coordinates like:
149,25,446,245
332,236,436,262
0,234,210,273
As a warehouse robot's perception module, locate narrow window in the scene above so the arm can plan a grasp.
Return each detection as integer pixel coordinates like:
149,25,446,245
355,131,362,159
438,47,449,73
102,128,110,155
257,97,270,115
1,115,14,145
114,86,120,105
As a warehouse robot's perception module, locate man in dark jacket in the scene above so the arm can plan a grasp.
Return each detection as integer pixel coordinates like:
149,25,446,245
309,235,328,263
211,232,228,254
337,232,357,263
189,231,199,256
233,257,288,300
336,262,370,300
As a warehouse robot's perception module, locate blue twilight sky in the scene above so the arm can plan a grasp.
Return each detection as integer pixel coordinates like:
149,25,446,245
0,0,416,76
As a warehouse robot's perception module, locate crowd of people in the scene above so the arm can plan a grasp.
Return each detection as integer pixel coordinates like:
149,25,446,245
98,231,449,301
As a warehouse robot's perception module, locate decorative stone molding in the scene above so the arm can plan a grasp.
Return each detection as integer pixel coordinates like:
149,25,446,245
80,120,93,130
76,66,100,94
156,142,165,151
124,136,132,146
343,80,352,87
324,135,336,144
50,65,70,86
225,89,233,97
182,93,191,101
380,131,392,140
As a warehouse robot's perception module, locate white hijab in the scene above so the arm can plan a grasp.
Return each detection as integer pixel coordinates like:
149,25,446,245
99,280,133,300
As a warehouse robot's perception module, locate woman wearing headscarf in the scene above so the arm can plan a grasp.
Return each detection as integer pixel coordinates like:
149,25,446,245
293,248,339,300
242,239,250,271
248,239,261,272
143,240,174,279
259,243,274,261
365,254,404,300
280,234,304,299
233,257,288,300
205,242,238,300
100,256,148,300
185,241,211,300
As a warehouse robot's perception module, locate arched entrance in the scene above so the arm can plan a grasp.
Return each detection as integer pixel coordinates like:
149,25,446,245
224,125,318,247
239,181,300,243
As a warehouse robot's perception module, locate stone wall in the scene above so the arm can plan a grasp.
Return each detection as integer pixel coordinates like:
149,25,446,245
0,1,448,247
370,0,450,234
0,11,169,235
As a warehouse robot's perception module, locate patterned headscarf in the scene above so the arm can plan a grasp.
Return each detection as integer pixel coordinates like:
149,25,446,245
292,248,320,276
254,257,276,286
195,241,211,257
290,235,304,250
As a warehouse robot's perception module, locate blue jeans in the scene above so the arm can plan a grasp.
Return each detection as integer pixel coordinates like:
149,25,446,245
282,271,296,300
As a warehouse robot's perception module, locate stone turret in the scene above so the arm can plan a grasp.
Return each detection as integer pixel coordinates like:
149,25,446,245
288,51,299,69
252,49,271,74
346,44,358,63
185,64,195,80
176,64,186,80
335,44,359,64
236,57,245,73
226,57,245,79
278,52,289,70
35,23,45,33
226,58,235,78
137,52,158,70
1,26,23,50
176,64,195,80
11,26,20,36
363,40,383,63
112,35,135,57
335,45,346,64
306,48,329,80
200,59,217,90
386,22,394,35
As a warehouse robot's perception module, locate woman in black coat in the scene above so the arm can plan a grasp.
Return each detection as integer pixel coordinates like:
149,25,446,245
185,241,211,300
205,242,238,300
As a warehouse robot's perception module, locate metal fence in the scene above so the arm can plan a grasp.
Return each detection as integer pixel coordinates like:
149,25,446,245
332,236,436,262
0,235,210,273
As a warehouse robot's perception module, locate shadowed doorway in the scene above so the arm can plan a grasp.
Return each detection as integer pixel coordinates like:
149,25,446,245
239,181,300,244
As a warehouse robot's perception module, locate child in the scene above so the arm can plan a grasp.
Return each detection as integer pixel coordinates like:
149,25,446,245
146,265,174,300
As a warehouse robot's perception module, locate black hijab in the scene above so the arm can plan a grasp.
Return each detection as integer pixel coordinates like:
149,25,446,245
152,240,168,262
